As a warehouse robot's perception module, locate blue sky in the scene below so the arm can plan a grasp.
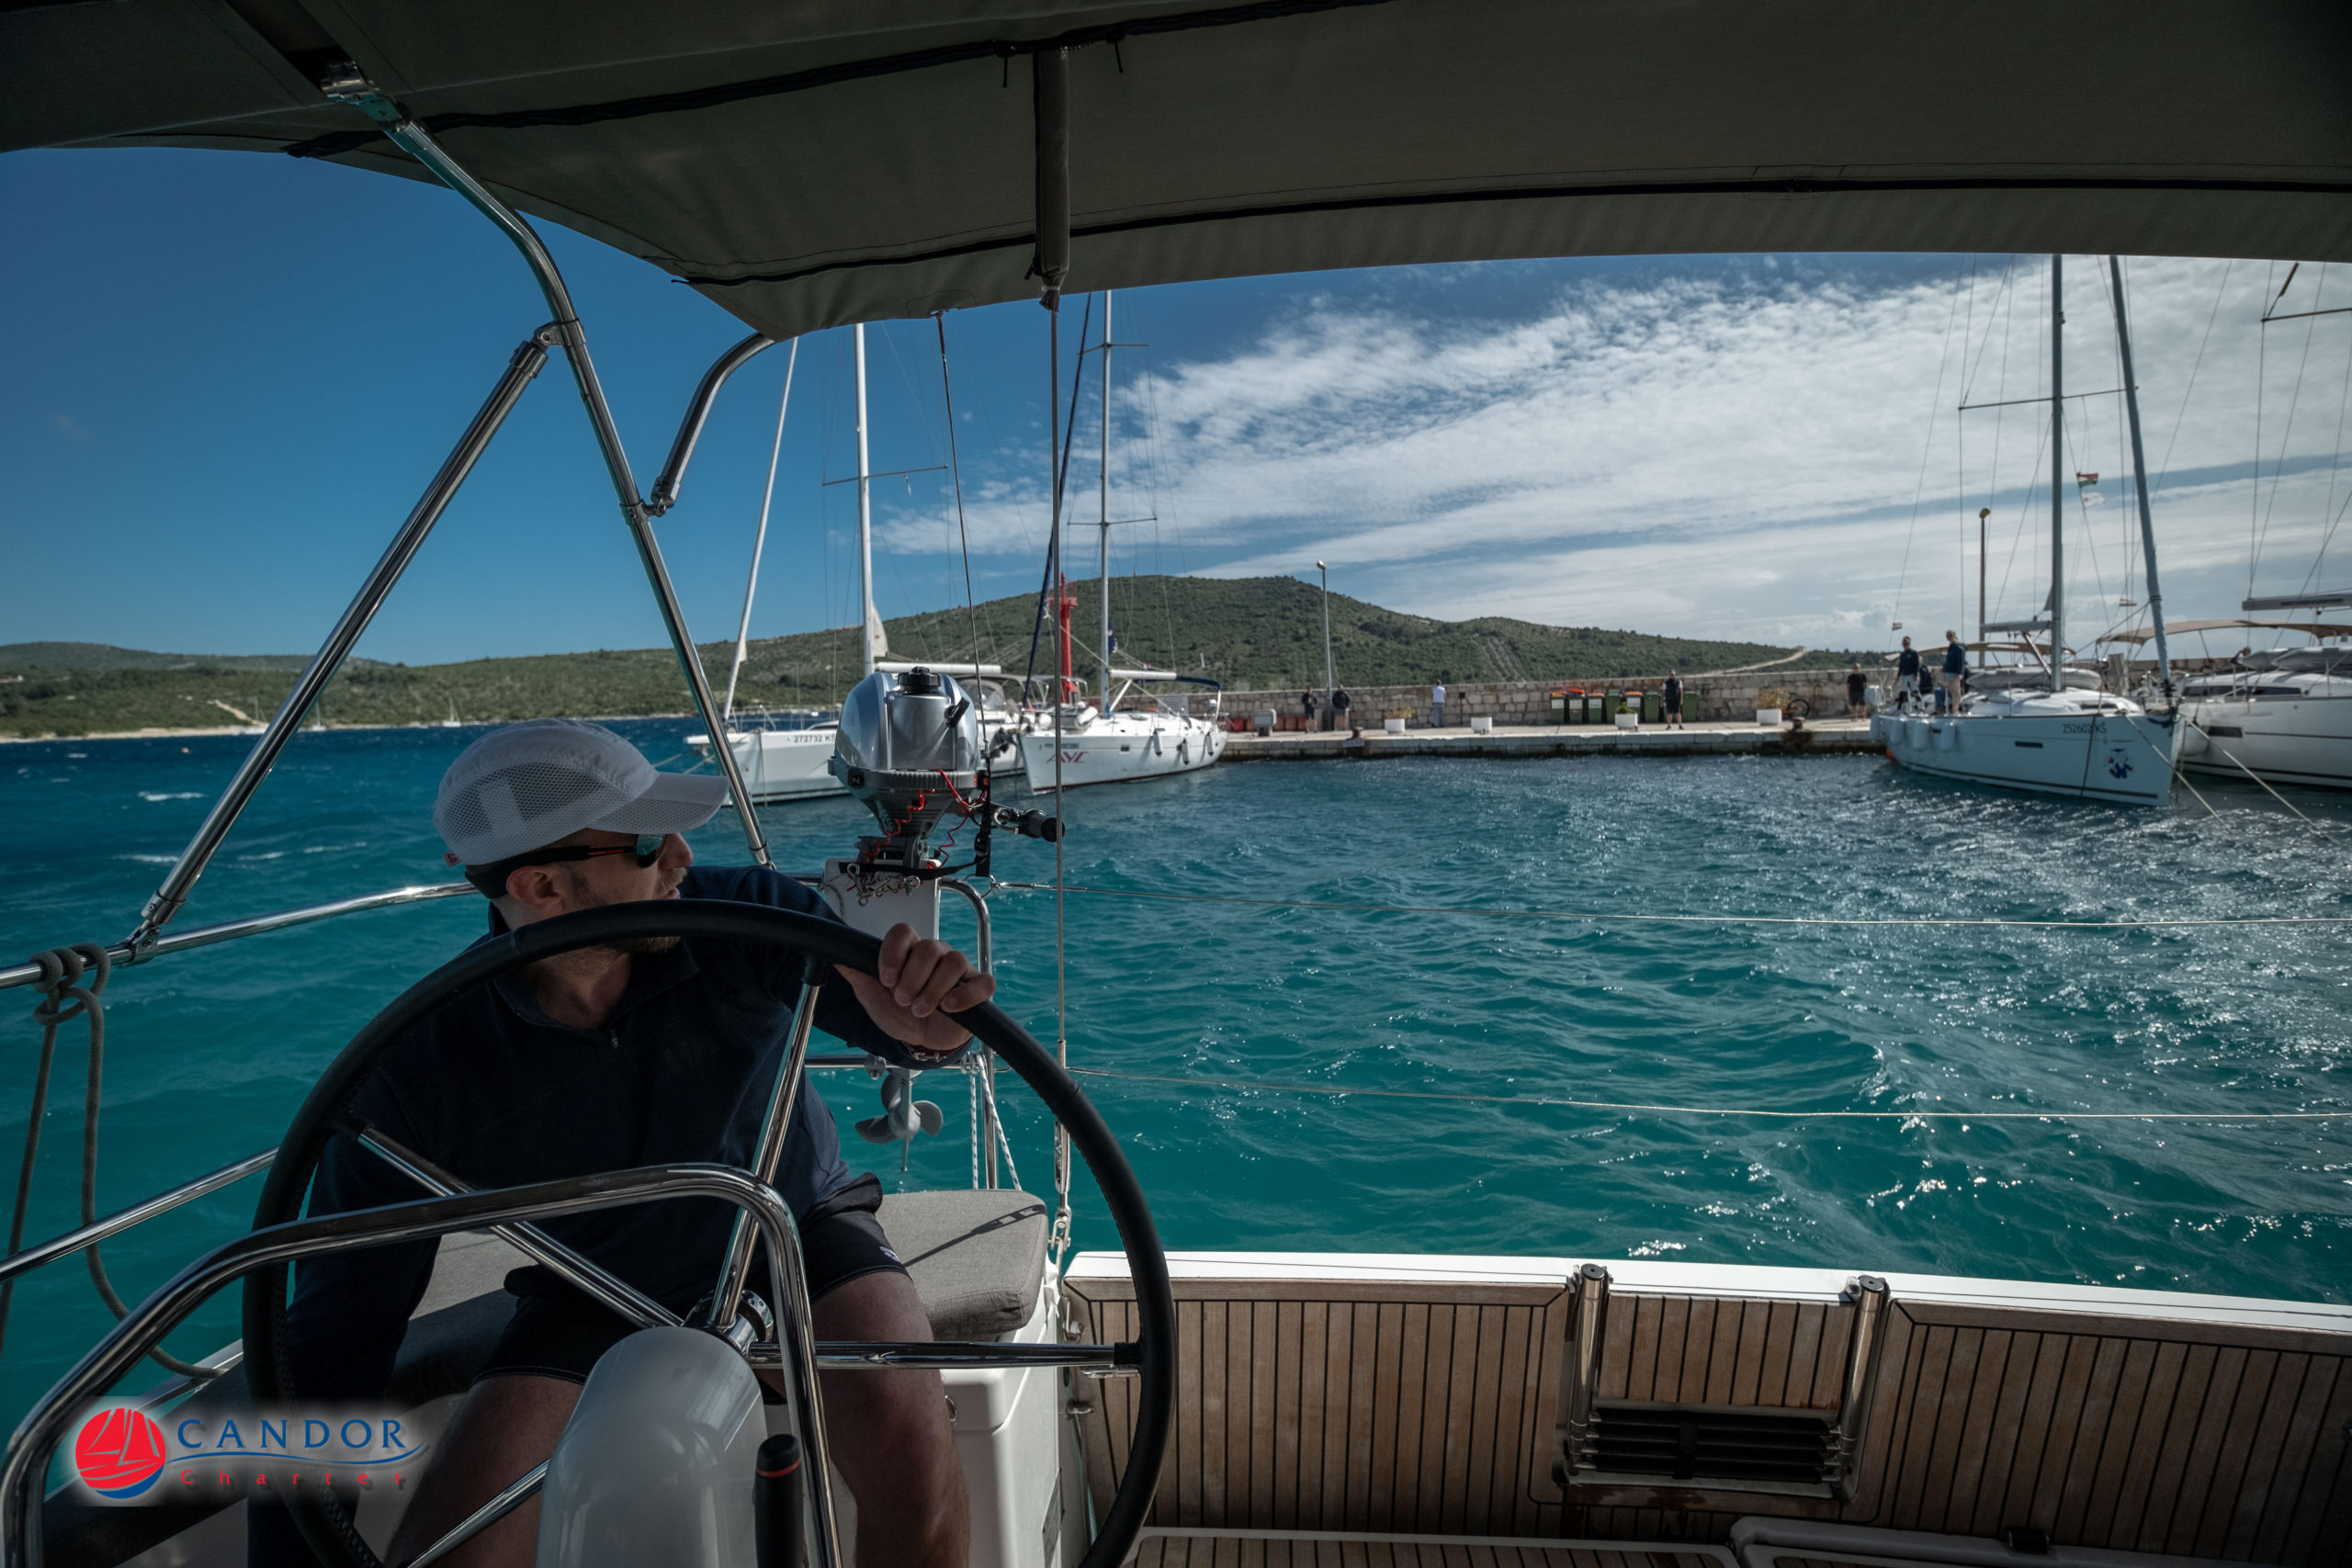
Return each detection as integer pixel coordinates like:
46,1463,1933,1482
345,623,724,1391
6,147,2346,665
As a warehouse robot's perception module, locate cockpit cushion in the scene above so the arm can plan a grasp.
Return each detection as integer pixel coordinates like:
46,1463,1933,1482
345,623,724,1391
876,1189,1048,1339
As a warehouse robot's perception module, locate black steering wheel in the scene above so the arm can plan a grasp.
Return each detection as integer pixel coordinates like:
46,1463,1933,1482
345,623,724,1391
245,899,1174,1568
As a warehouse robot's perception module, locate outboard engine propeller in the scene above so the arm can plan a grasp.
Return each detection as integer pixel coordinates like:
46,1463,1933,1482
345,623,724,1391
830,666,984,871
855,1066,944,1169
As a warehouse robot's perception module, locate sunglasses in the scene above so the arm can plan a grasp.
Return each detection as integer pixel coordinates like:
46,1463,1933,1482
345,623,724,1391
459,833,667,897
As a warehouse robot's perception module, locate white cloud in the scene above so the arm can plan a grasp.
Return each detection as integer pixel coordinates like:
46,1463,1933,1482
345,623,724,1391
884,256,2352,649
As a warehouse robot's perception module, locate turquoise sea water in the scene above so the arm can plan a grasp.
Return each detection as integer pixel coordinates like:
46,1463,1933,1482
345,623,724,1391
3,722,2346,1426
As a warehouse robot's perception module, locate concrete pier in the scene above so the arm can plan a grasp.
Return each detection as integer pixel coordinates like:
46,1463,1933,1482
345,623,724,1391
1221,717,1882,761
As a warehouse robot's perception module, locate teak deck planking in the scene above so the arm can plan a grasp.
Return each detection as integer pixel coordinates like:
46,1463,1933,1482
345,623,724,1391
1067,1273,2351,1565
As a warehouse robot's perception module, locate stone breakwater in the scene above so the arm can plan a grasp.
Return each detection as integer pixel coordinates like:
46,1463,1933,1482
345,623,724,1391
1210,671,1860,728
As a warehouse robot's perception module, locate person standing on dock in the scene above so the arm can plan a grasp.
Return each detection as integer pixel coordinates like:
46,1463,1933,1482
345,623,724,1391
1430,679,1447,728
1332,686,1351,727
1302,689,1318,731
1895,636,1921,709
1662,671,1685,729
1941,630,1967,713
1847,662,1869,719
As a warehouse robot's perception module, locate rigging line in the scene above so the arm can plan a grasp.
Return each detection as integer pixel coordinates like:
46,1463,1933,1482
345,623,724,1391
2251,261,2275,598
2254,264,2329,602
1959,253,1979,621
2153,259,2233,501
1958,254,2015,406
987,882,2352,930
2304,468,2352,585
1065,1067,2340,1122
1022,293,1095,695
727,338,799,721
934,314,986,676
2298,278,2352,593
1891,265,1968,634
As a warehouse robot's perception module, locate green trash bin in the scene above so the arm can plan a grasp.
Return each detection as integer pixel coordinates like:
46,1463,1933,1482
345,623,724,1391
1585,693,1607,724
1550,690,1568,725
1642,690,1663,725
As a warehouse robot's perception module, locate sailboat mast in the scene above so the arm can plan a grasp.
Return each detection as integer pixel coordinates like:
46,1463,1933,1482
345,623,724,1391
726,338,798,723
855,322,877,675
2049,254,2064,695
1099,289,1114,714
2107,255,2173,705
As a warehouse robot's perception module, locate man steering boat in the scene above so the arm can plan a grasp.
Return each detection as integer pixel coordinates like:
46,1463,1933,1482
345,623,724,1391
254,719,985,1568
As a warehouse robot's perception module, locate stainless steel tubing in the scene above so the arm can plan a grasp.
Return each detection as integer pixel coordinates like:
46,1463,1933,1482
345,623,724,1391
2,1163,831,1568
126,337,553,952
708,979,821,1333
2,882,472,994
939,879,999,1187
799,1341,1135,1372
322,81,770,872
650,332,775,514
939,878,992,974
0,1150,272,1286
353,1127,679,1330
404,1460,548,1568
1832,1273,1891,1500
1556,1262,1610,1475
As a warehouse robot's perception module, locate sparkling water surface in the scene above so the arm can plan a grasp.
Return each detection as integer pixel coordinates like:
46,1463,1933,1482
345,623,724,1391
2,722,2346,1424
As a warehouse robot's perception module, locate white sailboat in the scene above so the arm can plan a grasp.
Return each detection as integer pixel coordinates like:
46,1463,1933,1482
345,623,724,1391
1879,254,2179,806
688,335,846,804
2177,612,2352,792
1017,291,1226,792
2170,286,2352,790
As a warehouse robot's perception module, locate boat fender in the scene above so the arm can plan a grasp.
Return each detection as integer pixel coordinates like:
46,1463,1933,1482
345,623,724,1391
535,1327,763,1568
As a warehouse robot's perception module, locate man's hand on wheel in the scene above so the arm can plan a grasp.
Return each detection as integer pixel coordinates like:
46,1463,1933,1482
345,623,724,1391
838,923,996,1055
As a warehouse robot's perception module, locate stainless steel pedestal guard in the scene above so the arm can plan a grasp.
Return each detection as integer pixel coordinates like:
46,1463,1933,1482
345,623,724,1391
318,65,771,874
128,333,553,953
0,1164,816,1568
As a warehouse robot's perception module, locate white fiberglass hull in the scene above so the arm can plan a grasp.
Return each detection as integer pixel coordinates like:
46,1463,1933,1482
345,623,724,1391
1872,707,2177,805
1018,710,1226,791
687,727,844,803
2179,694,2352,791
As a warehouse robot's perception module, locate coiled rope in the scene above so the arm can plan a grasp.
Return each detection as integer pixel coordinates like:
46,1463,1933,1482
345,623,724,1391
4,944,215,1377
992,882,2352,930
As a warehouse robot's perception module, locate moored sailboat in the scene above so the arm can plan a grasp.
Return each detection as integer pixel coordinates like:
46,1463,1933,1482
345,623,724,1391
1881,255,2180,805
1016,292,1225,792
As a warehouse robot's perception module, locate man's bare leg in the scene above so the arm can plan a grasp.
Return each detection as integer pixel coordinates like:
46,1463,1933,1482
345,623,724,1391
386,1374,579,1568
812,1270,969,1568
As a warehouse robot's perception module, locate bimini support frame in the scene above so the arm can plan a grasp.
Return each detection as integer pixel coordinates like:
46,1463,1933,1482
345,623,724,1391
127,332,555,953
318,64,770,866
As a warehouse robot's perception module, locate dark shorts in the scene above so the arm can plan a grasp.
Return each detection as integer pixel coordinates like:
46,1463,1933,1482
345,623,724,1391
473,1174,902,1386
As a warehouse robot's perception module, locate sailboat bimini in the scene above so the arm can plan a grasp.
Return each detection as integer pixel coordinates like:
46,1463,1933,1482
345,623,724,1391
6,10,2347,1568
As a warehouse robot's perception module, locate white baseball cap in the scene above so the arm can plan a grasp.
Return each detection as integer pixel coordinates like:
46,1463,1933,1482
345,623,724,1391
434,718,729,867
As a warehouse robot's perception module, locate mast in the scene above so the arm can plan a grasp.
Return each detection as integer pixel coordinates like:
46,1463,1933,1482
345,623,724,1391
854,322,881,675
2049,254,2064,695
1099,289,1114,714
726,338,798,723
2107,255,2174,706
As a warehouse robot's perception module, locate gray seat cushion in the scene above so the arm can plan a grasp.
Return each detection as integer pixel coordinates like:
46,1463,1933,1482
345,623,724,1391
876,1189,1048,1339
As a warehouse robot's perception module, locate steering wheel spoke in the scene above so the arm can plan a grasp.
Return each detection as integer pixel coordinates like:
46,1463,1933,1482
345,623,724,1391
243,899,1173,1568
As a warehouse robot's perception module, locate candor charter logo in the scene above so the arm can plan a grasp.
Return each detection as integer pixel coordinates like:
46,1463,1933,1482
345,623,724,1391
68,1404,424,1505
73,1408,168,1500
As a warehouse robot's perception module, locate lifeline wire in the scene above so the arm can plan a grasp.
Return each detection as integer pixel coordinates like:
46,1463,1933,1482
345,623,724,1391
1066,1066,2340,1122
5,946,212,1376
989,882,2352,930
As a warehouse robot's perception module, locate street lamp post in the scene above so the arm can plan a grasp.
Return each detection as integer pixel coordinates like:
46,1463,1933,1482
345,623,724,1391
1317,560,1336,731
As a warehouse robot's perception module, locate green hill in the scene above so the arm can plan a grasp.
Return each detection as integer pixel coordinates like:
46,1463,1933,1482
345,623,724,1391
1,578,1855,739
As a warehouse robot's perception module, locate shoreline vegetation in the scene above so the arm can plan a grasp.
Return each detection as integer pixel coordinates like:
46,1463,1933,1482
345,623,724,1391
4,576,1866,742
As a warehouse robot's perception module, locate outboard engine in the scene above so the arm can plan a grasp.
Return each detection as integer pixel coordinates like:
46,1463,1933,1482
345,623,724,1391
830,666,983,871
